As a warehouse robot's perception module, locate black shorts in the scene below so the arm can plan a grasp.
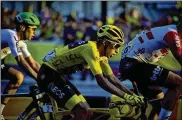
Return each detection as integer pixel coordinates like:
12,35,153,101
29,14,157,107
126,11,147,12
1,59,11,80
37,64,84,110
119,57,169,87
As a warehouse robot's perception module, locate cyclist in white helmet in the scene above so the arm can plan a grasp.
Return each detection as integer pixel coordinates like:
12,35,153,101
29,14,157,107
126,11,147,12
1,12,40,118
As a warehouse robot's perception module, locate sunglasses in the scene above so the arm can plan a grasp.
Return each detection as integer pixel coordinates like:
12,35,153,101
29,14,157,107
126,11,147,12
113,43,121,49
111,43,121,50
106,39,121,49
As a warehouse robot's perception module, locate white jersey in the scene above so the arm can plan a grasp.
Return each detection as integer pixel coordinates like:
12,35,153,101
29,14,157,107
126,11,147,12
1,29,31,60
121,25,181,63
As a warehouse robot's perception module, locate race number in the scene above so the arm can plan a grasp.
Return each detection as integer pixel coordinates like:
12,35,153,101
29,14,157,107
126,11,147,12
121,42,132,59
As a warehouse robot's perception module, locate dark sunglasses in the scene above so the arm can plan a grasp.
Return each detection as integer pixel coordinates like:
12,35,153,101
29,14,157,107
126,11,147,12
110,42,121,49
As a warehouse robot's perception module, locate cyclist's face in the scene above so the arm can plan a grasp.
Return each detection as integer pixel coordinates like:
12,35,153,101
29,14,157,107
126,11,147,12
106,42,121,58
25,25,37,40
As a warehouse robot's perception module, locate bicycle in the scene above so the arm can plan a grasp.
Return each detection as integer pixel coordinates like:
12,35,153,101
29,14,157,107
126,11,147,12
1,84,158,120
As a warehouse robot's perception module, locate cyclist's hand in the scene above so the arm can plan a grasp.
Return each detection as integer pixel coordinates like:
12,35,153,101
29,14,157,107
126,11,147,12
123,93,144,106
133,93,145,105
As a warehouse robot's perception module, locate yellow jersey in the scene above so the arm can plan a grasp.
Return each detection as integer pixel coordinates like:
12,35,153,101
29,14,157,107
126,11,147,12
43,41,113,75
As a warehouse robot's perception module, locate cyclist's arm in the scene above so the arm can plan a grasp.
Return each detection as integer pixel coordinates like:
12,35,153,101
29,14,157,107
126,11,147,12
100,58,134,95
20,40,40,73
164,32,182,67
105,74,134,95
15,55,37,80
95,74,126,97
80,46,126,98
25,56,40,73
8,37,38,80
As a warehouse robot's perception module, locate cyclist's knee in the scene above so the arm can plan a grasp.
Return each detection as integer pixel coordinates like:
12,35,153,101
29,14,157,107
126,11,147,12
173,75,182,93
72,102,92,120
155,92,164,99
14,71,24,86
166,72,182,92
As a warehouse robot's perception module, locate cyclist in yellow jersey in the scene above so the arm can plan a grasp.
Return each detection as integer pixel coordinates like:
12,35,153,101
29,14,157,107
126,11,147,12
37,25,144,120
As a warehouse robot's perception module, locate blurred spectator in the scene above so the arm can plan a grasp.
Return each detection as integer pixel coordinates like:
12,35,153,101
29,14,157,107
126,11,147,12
83,18,97,41
63,19,77,45
2,7,10,29
116,12,132,44
152,15,179,27
9,10,17,29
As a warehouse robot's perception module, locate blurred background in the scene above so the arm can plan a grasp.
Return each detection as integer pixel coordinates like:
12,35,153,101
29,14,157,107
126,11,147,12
1,1,182,96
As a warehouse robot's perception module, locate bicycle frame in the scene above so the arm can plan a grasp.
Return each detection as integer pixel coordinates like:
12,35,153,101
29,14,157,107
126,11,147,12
1,86,47,120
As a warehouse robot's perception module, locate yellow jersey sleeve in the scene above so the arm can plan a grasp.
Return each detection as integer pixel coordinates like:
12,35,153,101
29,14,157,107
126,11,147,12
80,46,102,75
100,57,113,75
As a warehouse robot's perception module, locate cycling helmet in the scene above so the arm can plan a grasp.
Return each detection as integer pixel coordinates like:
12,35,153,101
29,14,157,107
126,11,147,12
97,25,124,45
14,12,40,26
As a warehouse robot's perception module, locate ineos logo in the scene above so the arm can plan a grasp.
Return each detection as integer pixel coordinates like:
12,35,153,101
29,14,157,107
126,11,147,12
150,66,162,81
48,83,65,99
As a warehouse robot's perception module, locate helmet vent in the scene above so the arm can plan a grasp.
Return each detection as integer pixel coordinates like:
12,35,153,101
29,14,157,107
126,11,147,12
102,26,106,29
16,16,23,22
105,36,111,40
30,17,35,23
32,14,37,18
99,29,103,33
113,28,123,39
107,29,118,37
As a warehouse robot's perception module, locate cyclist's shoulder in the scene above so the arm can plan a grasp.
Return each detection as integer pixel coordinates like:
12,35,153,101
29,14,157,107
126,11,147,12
76,40,98,53
151,25,178,36
1,29,18,42
151,24,177,31
2,29,17,35
161,25,179,41
87,41,98,50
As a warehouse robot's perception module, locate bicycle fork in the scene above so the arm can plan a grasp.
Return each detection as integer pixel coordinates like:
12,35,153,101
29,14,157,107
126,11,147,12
17,102,34,120
17,98,46,120
17,85,47,120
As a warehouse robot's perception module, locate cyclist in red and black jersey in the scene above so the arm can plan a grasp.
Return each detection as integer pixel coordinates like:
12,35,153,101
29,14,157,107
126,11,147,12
119,14,182,120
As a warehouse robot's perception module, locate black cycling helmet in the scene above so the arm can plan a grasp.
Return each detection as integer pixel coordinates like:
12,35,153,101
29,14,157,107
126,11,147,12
14,12,40,26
